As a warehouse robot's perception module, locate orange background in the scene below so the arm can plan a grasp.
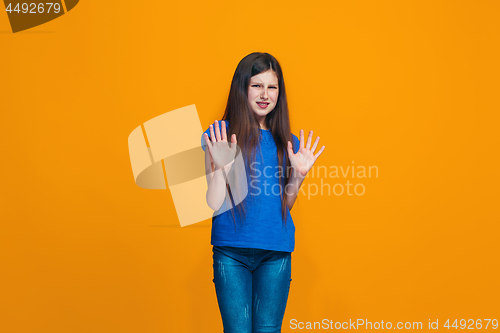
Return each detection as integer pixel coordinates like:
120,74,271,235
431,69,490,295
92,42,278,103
1,1,499,332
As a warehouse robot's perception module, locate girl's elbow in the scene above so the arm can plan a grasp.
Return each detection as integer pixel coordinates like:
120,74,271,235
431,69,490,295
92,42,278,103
206,192,224,211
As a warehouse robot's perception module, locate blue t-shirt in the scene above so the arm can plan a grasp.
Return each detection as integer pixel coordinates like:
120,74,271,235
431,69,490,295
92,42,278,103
201,120,300,252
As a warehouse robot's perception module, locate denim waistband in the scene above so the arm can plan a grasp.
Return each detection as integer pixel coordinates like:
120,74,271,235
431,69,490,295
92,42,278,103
213,245,289,255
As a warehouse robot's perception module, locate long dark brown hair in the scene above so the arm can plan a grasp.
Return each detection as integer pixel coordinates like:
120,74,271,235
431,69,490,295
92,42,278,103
221,52,295,229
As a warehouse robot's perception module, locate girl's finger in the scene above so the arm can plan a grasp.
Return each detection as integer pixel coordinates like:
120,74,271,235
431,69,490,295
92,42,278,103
314,146,325,159
204,133,213,154
203,132,212,146
306,130,313,150
230,134,238,153
299,129,305,149
214,120,222,141
209,124,216,143
311,137,320,154
221,121,227,141
287,140,294,156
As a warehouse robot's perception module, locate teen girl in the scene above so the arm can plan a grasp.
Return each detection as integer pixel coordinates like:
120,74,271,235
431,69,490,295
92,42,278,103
201,52,325,333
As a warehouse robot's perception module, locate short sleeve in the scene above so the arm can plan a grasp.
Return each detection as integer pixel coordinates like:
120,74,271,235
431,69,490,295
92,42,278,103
291,133,300,154
201,120,229,151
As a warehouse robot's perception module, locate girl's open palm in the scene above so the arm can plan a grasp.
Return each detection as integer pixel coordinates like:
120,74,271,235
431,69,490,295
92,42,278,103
287,130,325,177
203,120,238,170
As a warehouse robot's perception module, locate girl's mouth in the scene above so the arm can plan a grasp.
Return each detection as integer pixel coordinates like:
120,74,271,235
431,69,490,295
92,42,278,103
257,102,269,109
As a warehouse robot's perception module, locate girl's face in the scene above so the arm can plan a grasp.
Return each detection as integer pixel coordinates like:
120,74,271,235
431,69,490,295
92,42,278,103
247,70,279,124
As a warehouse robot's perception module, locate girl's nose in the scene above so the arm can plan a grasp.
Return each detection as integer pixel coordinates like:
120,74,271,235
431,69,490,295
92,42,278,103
260,89,269,99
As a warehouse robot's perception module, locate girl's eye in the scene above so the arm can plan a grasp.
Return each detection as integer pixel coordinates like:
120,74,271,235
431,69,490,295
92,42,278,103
251,85,278,88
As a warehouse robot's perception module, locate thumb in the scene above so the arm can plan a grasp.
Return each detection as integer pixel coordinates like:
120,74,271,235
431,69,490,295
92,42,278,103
230,134,238,153
287,141,294,156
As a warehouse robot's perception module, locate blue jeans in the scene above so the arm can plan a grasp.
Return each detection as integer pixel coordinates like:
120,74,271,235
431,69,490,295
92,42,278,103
212,246,292,333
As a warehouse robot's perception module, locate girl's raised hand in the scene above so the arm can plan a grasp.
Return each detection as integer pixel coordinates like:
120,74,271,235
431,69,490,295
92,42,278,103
287,130,325,177
203,120,238,170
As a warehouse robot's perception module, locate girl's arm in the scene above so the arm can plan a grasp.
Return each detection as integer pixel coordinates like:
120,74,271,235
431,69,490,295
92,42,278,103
286,129,326,210
204,121,237,211
285,171,306,210
204,147,232,211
